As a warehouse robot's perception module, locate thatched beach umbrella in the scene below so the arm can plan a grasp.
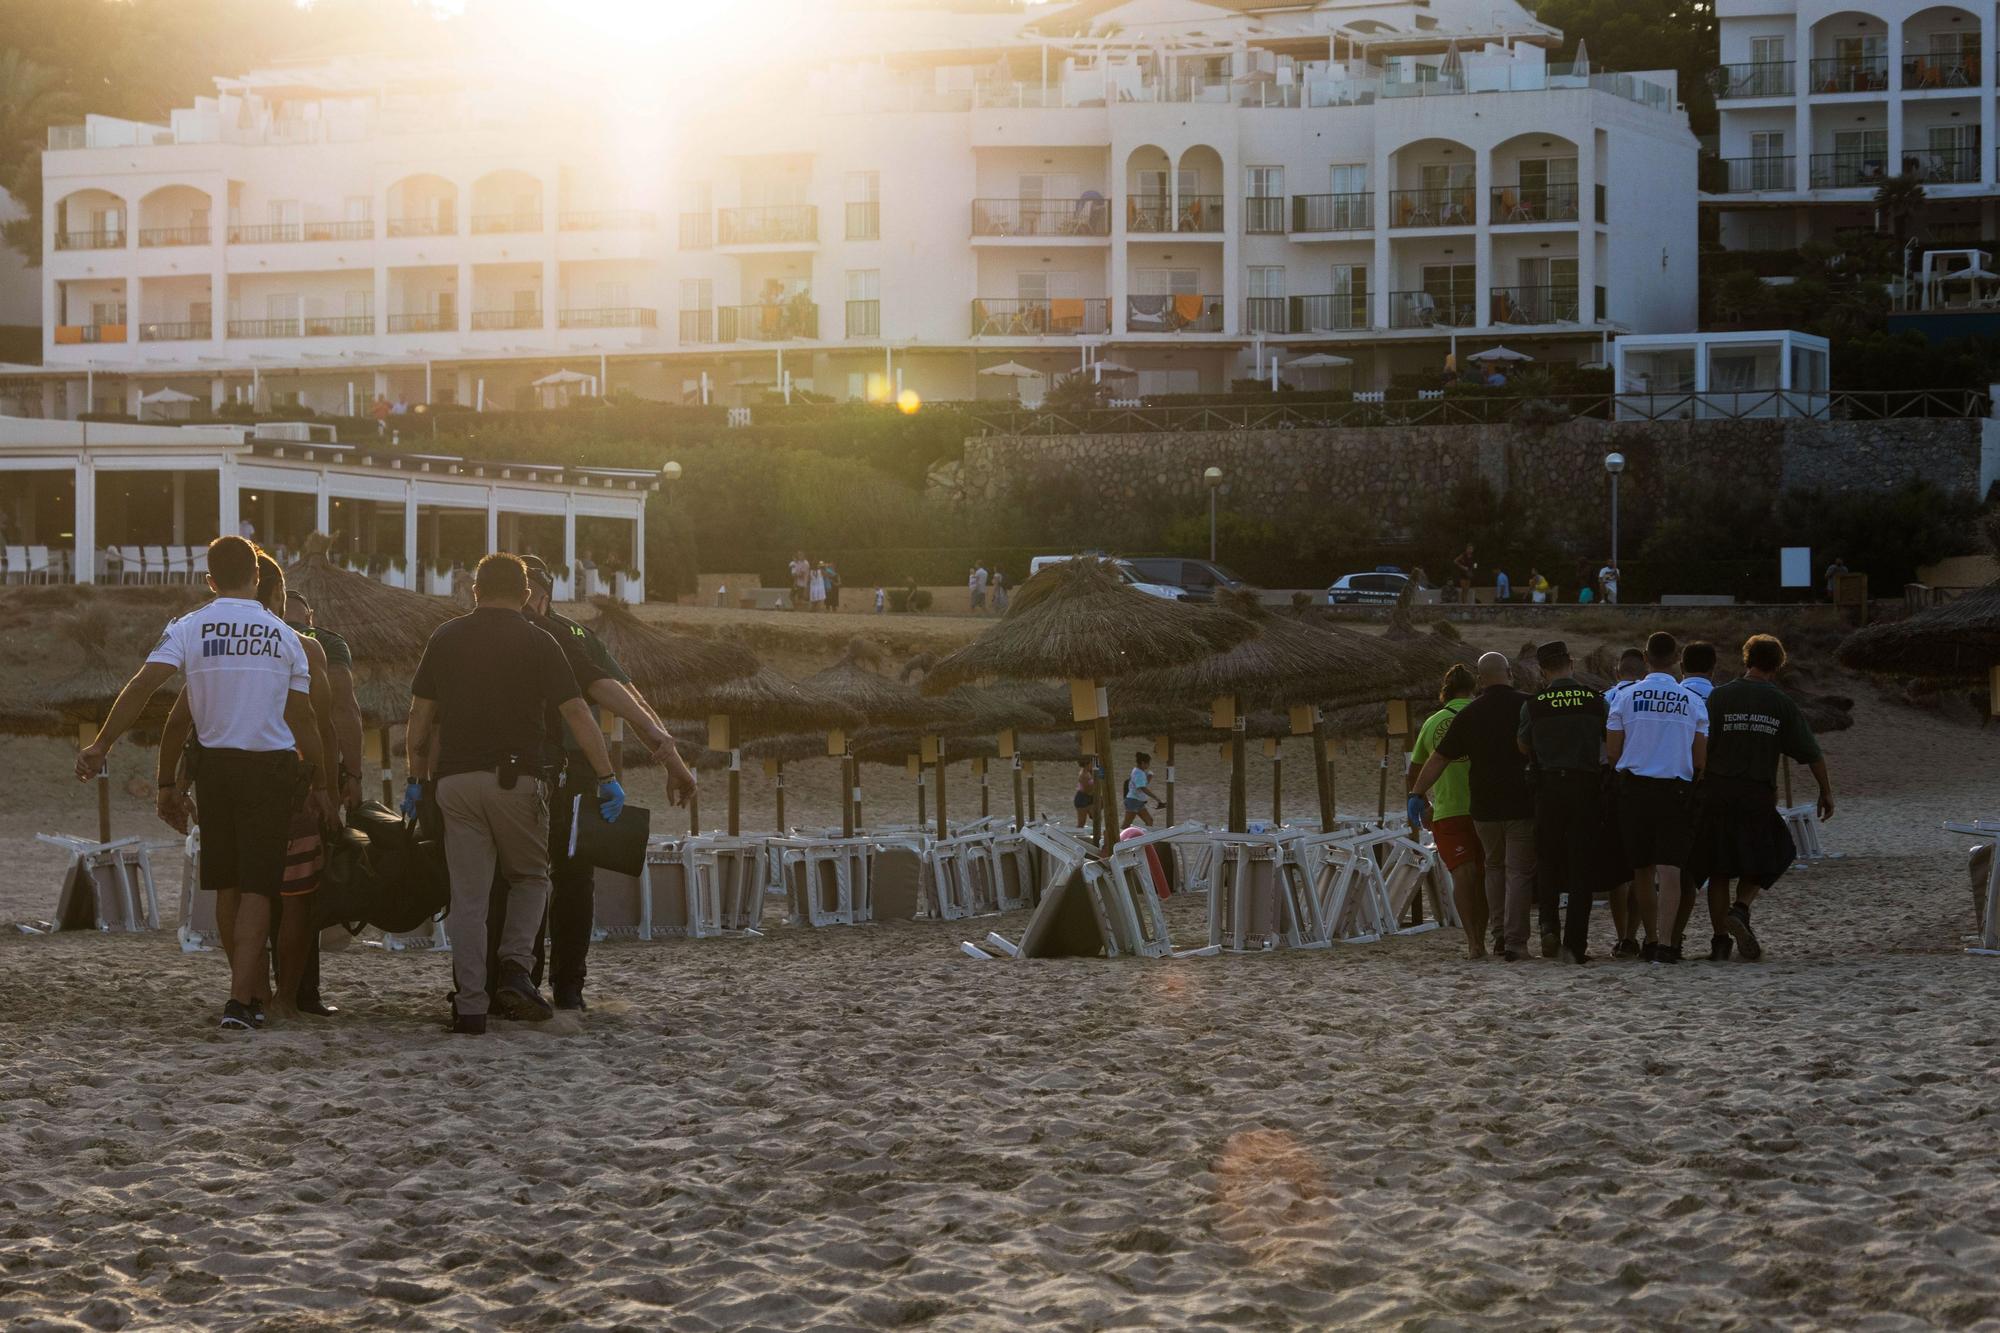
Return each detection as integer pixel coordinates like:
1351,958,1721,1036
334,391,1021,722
807,640,970,835
42,606,178,842
921,558,1253,851
1837,585,2000,686
903,658,1067,831
673,667,862,835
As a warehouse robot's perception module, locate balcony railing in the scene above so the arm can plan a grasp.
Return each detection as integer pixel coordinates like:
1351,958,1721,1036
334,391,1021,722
1808,55,1888,94
1389,188,1476,227
1491,285,1582,325
387,216,454,237
1702,155,1796,192
971,198,1110,238
1126,195,1223,233
846,201,880,240
471,309,543,331
1809,152,1892,188
1291,292,1371,333
1126,294,1223,333
679,212,712,250
558,307,657,329
54,230,123,251
138,226,211,247
138,321,210,342
1491,184,1580,223
1388,291,1477,329
52,323,125,343
1902,52,1980,90
387,312,453,333
1291,193,1372,232
1904,145,1982,184
227,221,374,244
719,302,818,341
470,212,544,234
559,210,657,231
1243,196,1286,234
717,205,818,246
844,299,880,338
227,316,373,338
1245,296,1289,332
679,309,715,344
1713,61,1795,98
970,297,1109,337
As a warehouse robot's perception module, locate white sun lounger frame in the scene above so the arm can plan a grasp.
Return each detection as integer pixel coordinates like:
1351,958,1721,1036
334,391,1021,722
38,833,160,933
1945,819,2000,956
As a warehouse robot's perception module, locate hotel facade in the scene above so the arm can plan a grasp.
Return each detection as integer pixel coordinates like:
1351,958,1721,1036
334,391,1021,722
12,0,1699,415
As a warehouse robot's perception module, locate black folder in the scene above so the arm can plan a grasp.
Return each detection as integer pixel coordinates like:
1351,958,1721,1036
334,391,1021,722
568,797,651,877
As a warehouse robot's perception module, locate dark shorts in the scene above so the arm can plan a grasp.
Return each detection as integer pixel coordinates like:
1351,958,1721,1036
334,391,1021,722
1430,815,1482,872
1687,777,1795,890
1074,791,1094,810
1617,773,1695,871
196,749,302,897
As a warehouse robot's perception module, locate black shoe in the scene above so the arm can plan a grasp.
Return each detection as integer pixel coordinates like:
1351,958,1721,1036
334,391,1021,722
553,984,587,1013
451,1011,488,1035
220,1000,255,1031
1726,903,1763,961
1658,944,1681,965
1540,931,1562,960
1640,941,1658,963
492,965,554,1022
1501,950,1521,962
297,998,339,1017
249,1000,267,1029
1560,946,1587,965
1613,938,1640,959
1709,935,1733,963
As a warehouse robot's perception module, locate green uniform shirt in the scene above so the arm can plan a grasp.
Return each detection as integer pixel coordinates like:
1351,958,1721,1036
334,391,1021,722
535,609,629,755
1704,677,1821,787
1411,697,1473,821
1519,676,1608,773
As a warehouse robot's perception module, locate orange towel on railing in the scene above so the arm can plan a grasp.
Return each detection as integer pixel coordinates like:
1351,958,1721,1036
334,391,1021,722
1173,293,1205,323
1050,297,1085,329
53,326,82,344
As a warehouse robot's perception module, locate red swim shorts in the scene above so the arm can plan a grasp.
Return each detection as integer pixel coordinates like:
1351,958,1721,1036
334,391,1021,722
1430,815,1482,872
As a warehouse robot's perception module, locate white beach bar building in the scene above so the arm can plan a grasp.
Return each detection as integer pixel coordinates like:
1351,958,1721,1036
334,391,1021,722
6,0,1700,413
0,417,656,597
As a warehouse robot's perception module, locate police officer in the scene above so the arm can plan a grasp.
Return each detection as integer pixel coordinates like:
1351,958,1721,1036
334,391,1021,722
79,535,334,1030
1517,641,1607,964
488,555,696,1013
1605,631,1709,965
405,554,623,1034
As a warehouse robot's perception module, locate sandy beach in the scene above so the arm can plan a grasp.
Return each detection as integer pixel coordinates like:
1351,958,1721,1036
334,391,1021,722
2,610,1997,1329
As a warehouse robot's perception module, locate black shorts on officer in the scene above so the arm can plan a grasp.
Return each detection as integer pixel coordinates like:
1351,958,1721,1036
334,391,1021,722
195,748,302,896
1617,772,1695,871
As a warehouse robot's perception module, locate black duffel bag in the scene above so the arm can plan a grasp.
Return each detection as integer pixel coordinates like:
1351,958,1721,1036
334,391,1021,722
322,800,450,934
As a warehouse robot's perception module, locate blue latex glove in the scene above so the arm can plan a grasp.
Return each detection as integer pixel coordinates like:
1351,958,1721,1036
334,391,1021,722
401,780,422,818
1405,794,1429,830
598,778,627,824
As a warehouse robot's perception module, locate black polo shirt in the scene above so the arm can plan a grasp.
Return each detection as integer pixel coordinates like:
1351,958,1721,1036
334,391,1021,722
529,608,621,759
411,607,580,778
1432,684,1535,821
1519,676,1608,774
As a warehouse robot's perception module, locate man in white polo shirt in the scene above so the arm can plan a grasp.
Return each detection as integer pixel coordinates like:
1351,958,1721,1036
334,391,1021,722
1606,631,1708,965
77,534,332,1031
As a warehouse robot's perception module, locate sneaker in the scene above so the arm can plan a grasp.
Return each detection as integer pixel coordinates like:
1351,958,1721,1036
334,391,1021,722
492,965,554,1022
1709,935,1733,963
553,984,587,1013
249,1001,267,1030
1726,903,1763,961
220,1000,255,1031
451,1011,488,1035
1541,931,1562,960
1614,938,1641,959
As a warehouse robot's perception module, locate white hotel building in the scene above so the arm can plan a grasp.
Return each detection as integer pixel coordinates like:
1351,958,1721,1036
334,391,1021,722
10,0,1697,415
1708,0,2000,249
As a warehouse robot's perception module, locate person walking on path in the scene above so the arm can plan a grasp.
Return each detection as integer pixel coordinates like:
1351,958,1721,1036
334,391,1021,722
1407,664,1483,958
1606,631,1708,964
1453,543,1477,603
1122,752,1162,830
1687,634,1834,962
1518,640,1609,964
1411,653,1538,960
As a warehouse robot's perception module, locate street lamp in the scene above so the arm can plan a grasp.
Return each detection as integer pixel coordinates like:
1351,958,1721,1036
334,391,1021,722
1603,451,1625,570
1203,466,1224,562
661,460,683,484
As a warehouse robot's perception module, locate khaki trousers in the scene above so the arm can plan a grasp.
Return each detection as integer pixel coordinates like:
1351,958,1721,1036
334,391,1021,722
1474,817,1539,954
439,770,551,1016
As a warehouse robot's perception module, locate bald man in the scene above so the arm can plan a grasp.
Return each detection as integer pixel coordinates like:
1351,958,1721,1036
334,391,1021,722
1411,652,1539,960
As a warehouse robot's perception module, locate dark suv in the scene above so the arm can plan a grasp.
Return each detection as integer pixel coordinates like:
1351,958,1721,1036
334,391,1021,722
1122,558,1247,602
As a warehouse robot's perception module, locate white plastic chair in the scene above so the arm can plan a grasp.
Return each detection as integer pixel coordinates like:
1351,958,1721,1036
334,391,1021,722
2,545,23,585
117,545,144,584
191,547,209,579
165,545,191,582
141,545,167,583
25,545,52,584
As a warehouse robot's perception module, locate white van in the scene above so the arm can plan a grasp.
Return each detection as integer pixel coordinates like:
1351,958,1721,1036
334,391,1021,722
1027,553,1185,601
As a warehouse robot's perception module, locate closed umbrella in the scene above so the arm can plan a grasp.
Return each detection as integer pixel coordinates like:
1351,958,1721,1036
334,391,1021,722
1467,346,1534,362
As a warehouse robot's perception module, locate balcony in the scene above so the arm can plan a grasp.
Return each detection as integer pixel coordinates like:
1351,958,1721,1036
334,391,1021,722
1491,285,1581,325
1125,194,1223,234
559,210,657,231
1491,184,1580,224
1126,295,1223,333
1809,152,1891,189
1905,145,1982,185
845,299,880,338
387,217,455,238
1388,291,1477,329
1702,156,1796,193
54,230,124,251
1902,52,1979,90
138,226,211,247
470,212,544,235
970,297,1109,337
717,205,817,247
1243,196,1286,234
679,309,715,344
1291,193,1372,232
972,198,1110,238
227,315,373,338
1389,188,1475,228
471,309,543,331
558,307,657,329
138,321,210,342
1807,56,1888,94
678,212,712,250
227,221,374,244
52,323,126,343
1244,292,1370,335
718,302,818,341
387,312,453,333
1713,61,1795,98
846,201,880,241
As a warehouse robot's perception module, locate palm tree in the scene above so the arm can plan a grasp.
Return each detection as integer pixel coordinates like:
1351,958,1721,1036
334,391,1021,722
1873,173,1928,247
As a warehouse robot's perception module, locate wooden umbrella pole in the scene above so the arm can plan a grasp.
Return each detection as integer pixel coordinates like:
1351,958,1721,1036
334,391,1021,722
727,766,741,838
1025,760,1036,825
689,780,701,836
978,758,990,818
1271,745,1282,825
97,772,112,845
841,751,857,838
852,754,866,832
1164,734,1177,825
916,764,927,826
935,739,949,840
774,761,786,831
1228,696,1247,834
1011,756,1025,831
1783,761,1794,807
1312,718,1335,830
1093,711,1114,852
377,724,394,805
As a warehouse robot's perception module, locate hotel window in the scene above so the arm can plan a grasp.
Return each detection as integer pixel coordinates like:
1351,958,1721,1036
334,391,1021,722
1246,166,1285,232
1247,266,1285,331
846,172,880,240
846,269,880,336
1420,264,1476,323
